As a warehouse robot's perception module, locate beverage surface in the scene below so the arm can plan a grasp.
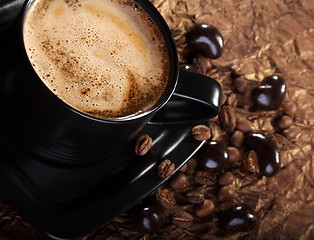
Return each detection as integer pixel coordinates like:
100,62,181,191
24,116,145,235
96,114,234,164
23,0,169,119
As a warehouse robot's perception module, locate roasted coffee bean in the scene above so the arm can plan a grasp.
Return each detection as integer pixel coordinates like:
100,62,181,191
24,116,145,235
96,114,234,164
185,190,205,204
157,225,183,239
134,134,153,156
156,188,176,209
168,172,189,191
218,204,257,234
192,125,212,141
220,93,227,106
281,127,298,140
217,172,235,186
236,118,256,133
186,23,224,59
282,101,297,117
180,163,188,173
242,150,260,174
158,159,176,179
229,130,244,148
194,170,217,185
276,115,293,130
226,93,238,107
245,133,280,177
172,211,194,228
233,77,247,94
216,185,235,202
251,75,286,110
132,202,166,233
227,147,242,164
219,105,236,132
196,141,230,172
195,199,215,218
269,133,292,150
192,54,213,73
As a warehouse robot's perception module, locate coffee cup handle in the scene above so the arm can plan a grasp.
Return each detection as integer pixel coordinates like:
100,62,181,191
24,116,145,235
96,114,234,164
149,69,222,124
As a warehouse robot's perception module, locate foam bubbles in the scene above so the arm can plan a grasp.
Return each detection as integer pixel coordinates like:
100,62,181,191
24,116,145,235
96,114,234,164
24,0,169,119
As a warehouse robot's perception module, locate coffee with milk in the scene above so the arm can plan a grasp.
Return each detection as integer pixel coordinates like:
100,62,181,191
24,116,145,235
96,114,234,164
23,0,169,119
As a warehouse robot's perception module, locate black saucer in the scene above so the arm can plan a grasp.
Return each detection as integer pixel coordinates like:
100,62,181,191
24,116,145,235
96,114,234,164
0,114,207,239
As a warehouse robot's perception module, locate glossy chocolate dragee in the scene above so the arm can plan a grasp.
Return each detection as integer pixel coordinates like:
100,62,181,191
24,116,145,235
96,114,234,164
186,23,224,59
23,0,169,119
251,75,286,111
217,204,257,235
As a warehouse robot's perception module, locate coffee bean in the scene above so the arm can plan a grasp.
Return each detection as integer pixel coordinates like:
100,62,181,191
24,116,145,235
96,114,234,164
236,118,256,133
218,204,257,234
219,105,236,132
194,170,217,185
233,77,247,94
229,130,244,148
227,146,242,164
281,127,298,140
220,93,227,106
251,75,286,110
217,172,235,186
192,54,213,73
155,188,176,209
180,163,188,173
168,172,189,191
192,125,211,141
276,115,293,130
242,150,260,174
157,225,183,239
185,190,205,204
172,211,194,228
195,199,215,217
134,134,153,156
245,133,280,177
226,93,238,107
158,159,175,179
269,133,292,150
186,23,224,59
282,101,297,117
216,185,235,202
132,202,166,233
196,141,230,172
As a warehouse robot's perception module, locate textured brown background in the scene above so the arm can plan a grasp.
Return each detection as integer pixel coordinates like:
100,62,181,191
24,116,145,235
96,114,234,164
151,1,314,238
1,0,314,239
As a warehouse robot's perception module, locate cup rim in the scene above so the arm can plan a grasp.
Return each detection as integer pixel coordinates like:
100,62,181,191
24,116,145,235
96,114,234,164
21,0,179,123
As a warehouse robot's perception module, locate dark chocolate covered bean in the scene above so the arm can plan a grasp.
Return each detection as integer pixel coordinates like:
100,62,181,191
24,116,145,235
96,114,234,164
218,204,257,234
245,133,280,177
196,141,230,172
251,75,286,111
186,23,224,59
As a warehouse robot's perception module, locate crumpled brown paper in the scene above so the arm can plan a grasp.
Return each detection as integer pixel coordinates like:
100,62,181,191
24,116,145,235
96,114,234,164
152,0,314,239
0,0,313,239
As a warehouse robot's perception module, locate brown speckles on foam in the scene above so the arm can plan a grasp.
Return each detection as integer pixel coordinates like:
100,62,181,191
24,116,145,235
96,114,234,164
24,0,170,119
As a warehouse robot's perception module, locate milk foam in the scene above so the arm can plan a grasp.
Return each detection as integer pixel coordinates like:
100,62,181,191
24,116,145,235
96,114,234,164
23,0,169,119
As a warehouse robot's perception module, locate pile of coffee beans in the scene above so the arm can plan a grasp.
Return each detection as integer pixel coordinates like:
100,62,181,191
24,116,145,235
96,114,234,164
94,22,299,240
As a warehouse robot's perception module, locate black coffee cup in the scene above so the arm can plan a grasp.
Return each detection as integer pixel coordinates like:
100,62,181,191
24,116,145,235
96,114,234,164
1,0,221,165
